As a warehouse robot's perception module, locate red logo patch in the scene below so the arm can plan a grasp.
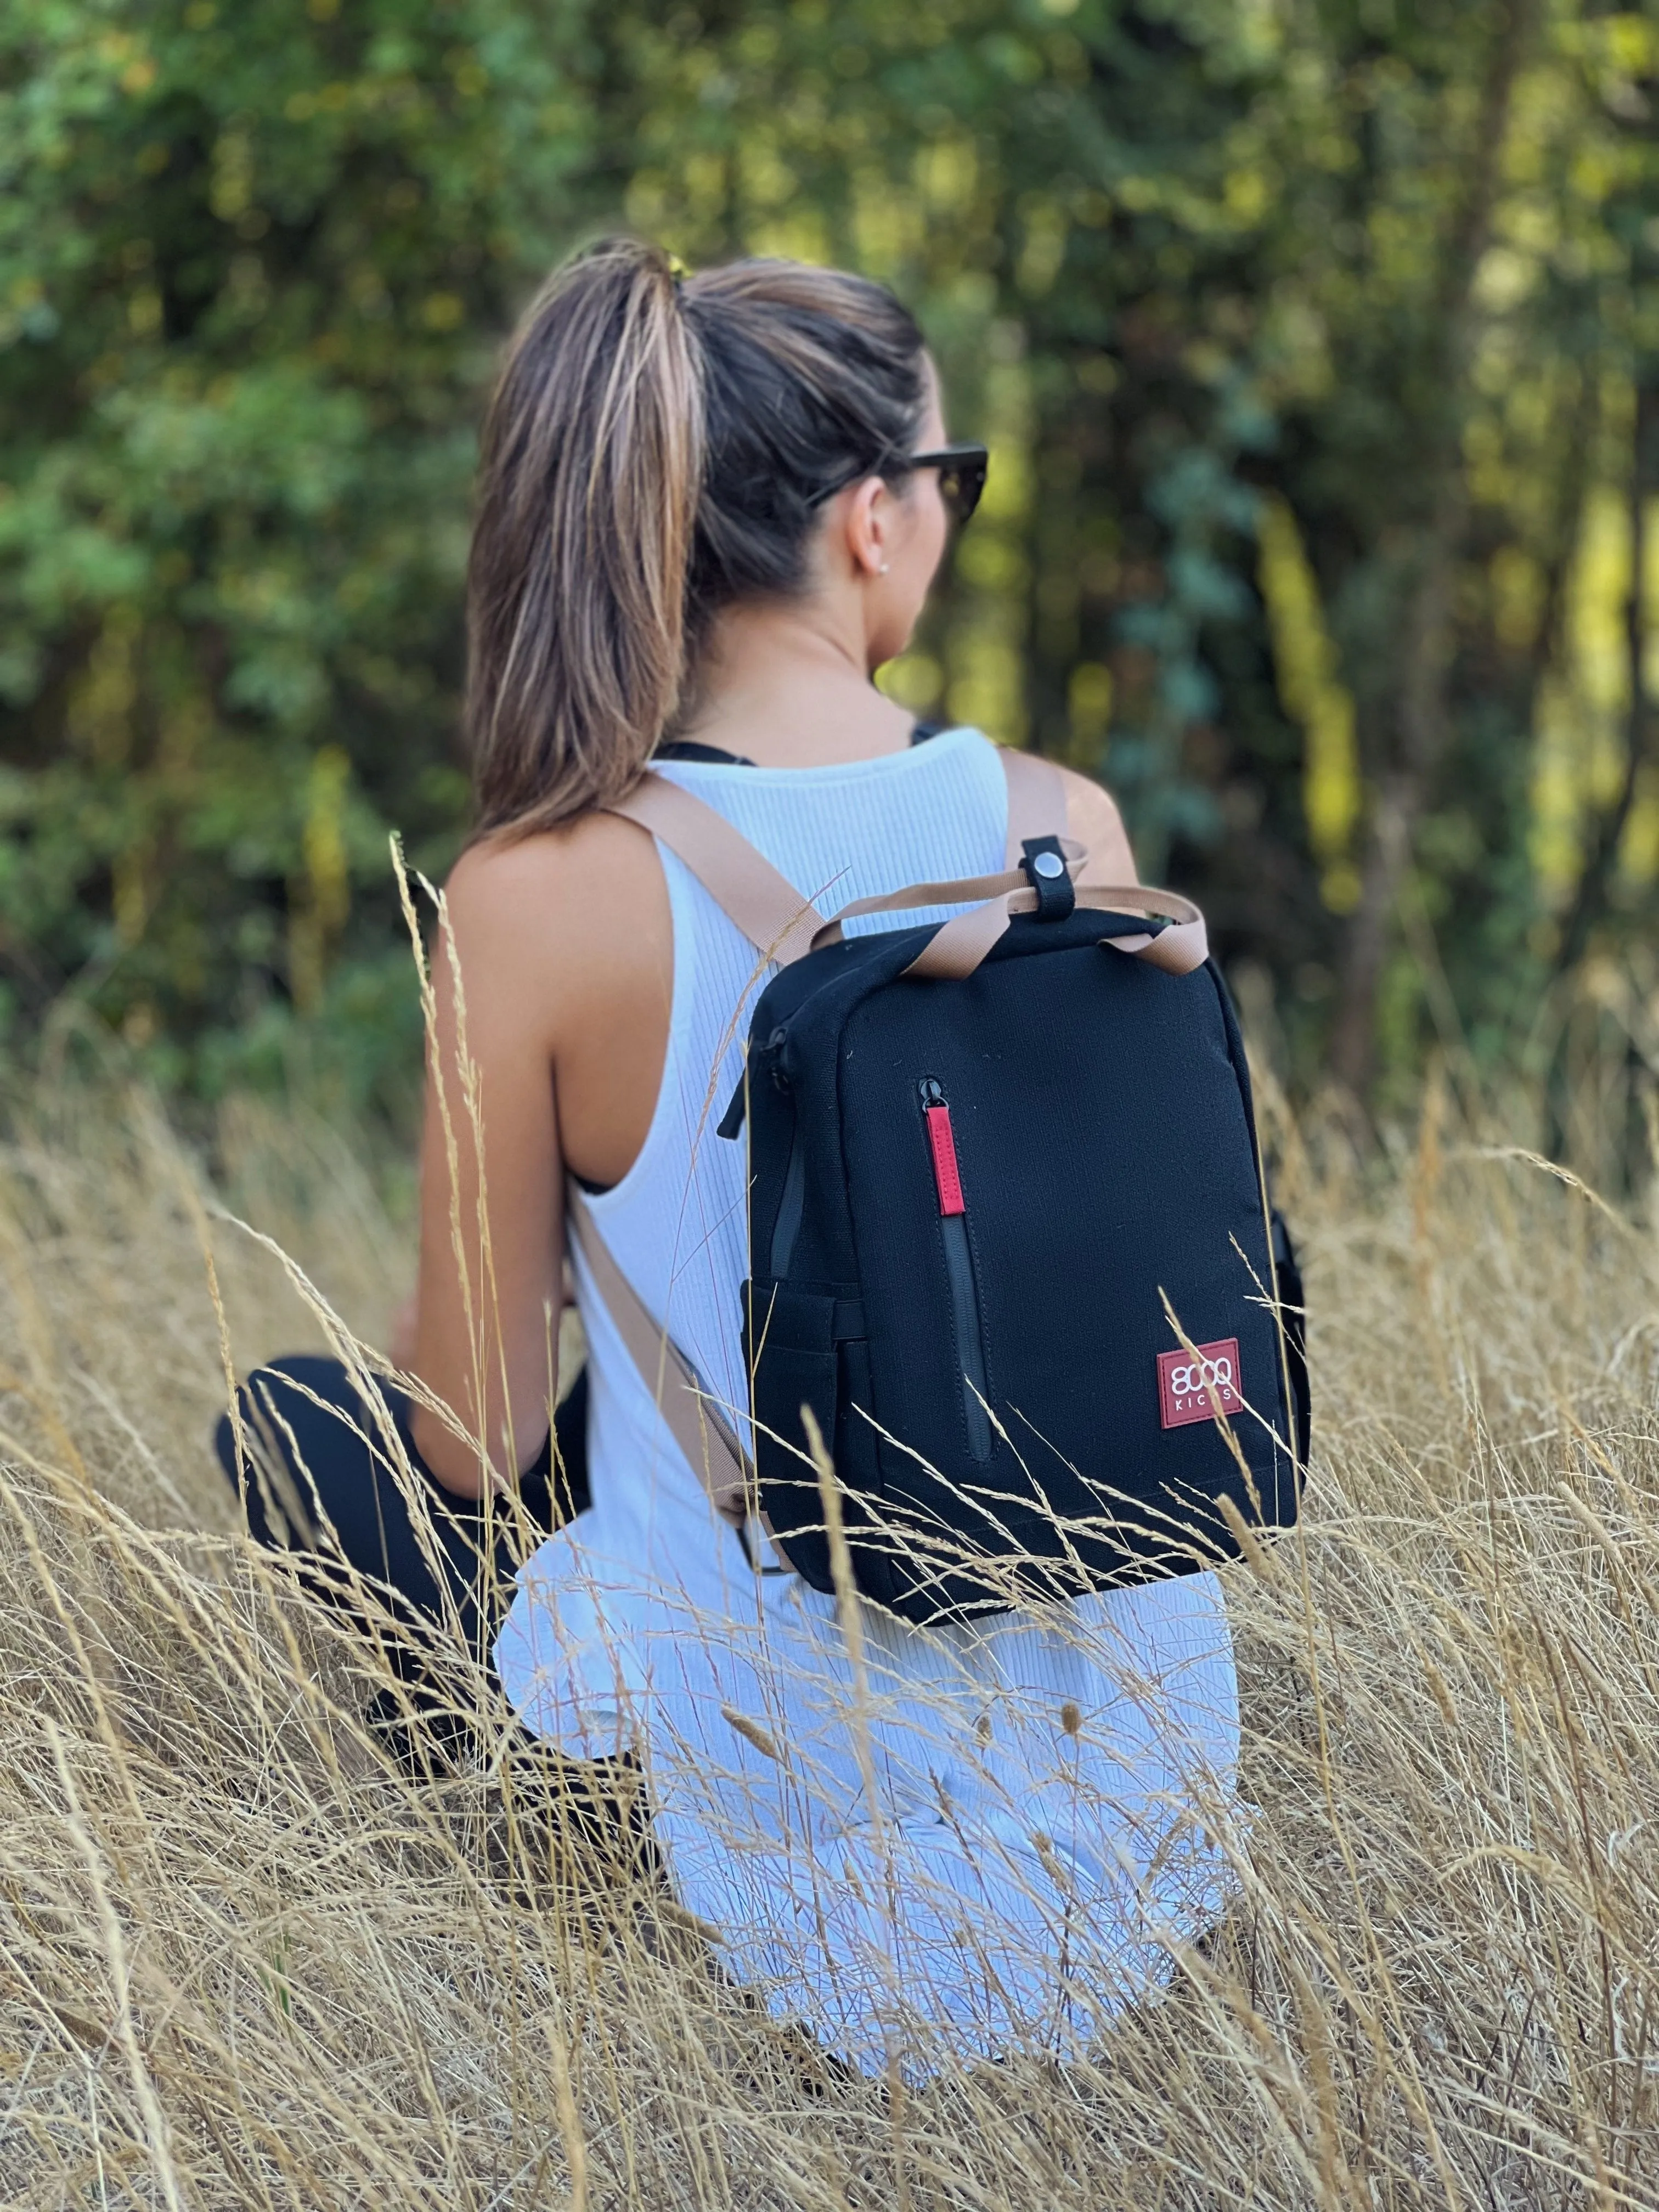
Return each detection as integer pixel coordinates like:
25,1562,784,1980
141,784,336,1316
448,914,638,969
1158,1339,1243,1430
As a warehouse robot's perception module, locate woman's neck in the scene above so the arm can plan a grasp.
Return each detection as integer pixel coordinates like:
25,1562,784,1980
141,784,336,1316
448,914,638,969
676,601,916,768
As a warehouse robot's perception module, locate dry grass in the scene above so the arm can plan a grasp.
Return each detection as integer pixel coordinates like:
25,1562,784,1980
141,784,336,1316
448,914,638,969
0,1066,1656,2208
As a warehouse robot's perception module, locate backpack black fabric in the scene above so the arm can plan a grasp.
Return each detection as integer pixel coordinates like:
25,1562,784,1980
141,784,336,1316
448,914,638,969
723,896,1307,1626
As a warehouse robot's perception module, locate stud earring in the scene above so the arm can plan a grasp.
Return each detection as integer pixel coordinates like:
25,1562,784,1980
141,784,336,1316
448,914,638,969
879,561,890,574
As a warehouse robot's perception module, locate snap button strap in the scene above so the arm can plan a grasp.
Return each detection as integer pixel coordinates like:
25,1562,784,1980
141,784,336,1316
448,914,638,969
1020,835,1076,922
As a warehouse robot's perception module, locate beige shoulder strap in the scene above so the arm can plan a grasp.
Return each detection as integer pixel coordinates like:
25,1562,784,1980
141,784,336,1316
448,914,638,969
605,776,828,966
611,744,1200,975
566,1188,750,1525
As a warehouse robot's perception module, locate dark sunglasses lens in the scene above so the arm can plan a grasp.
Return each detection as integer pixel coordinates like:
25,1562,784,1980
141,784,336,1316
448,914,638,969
941,460,986,526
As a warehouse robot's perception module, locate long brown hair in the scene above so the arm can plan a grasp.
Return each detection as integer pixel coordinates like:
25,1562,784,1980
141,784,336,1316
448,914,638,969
465,240,927,837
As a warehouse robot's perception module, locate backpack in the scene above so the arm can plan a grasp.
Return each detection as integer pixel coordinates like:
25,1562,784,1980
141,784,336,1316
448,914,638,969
567,748,1307,1626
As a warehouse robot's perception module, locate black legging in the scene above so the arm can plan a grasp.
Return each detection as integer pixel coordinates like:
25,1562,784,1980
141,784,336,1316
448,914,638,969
214,1354,589,1666
215,1354,658,1871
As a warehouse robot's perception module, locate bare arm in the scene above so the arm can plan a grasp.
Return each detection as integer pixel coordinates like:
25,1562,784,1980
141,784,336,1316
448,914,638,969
406,819,672,1497
408,848,565,1495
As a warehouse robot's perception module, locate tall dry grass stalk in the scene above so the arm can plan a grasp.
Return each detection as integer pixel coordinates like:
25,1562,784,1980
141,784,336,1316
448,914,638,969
1,1066,1656,2207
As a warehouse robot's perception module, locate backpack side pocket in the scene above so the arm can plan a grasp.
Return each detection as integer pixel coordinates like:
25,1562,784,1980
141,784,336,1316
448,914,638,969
1271,1209,1311,1471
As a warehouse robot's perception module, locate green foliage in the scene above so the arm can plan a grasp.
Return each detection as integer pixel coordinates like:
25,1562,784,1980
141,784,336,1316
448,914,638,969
0,0,595,1111
3,0,1657,1115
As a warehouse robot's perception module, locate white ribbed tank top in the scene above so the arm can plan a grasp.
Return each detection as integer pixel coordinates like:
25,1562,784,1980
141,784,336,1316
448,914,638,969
495,727,1242,2075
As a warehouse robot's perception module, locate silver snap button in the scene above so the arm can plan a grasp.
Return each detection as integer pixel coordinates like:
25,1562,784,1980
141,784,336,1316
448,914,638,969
1032,850,1065,879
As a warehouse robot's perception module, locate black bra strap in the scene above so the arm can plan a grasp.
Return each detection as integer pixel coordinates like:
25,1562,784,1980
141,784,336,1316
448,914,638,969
653,740,759,766
657,721,941,769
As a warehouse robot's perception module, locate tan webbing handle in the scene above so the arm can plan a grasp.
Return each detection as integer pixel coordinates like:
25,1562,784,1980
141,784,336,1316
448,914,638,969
812,871,1202,941
902,747,1206,979
820,874,1207,980
566,1187,751,1526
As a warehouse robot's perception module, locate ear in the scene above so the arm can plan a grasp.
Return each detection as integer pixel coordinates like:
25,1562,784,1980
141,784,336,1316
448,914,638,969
842,476,892,579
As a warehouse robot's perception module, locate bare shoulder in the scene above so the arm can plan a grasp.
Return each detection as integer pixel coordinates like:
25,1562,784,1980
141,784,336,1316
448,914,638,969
446,808,660,918
438,809,671,1029
1053,764,1138,885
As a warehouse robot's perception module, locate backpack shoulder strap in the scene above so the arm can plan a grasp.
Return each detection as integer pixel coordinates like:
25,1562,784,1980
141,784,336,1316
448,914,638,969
566,1186,750,1522
604,776,828,966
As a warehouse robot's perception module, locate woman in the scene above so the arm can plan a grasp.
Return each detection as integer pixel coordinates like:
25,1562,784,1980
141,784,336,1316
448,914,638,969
221,240,1240,2073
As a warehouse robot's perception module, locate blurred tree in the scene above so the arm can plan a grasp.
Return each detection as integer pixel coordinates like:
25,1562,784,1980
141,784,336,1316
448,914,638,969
0,0,598,1110
3,0,1655,1128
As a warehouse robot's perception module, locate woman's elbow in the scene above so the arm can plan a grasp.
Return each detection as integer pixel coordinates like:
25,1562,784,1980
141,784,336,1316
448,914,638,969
409,1402,495,1499
409,1400,548,1499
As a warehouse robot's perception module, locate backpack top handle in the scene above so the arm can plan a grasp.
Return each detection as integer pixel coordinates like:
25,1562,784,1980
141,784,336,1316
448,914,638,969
812,871,1207,980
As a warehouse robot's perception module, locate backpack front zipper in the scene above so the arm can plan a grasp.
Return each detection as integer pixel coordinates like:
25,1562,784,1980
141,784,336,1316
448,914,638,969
754,1026,805,1278
919,1080,993,1462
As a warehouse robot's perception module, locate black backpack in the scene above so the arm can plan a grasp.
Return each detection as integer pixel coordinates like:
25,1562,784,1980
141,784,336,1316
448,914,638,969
568,749,1307,1626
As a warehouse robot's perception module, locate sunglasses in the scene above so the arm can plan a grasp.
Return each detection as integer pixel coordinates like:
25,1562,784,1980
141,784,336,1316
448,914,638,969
812,442,990,528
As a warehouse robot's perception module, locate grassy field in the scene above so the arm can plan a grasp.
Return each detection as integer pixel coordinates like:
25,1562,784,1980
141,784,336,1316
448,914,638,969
0,1069,1655,2209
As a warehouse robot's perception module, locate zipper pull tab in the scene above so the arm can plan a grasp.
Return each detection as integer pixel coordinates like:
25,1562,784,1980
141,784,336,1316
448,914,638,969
719,1029,792,1141
716,1072,747,1140
919,1079,966,1215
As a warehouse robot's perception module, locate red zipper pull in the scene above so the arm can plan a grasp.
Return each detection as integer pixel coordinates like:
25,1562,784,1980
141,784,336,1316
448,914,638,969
921,1081,966,1216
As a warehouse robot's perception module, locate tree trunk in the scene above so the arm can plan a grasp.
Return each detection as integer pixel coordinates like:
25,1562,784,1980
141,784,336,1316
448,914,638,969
1542,371,1659,1161
1330,0,1539,1097
1552,376,1659,983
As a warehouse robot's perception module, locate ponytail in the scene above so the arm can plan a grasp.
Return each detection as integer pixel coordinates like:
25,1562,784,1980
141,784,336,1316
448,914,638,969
466,239,926,837
466,239,703,836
